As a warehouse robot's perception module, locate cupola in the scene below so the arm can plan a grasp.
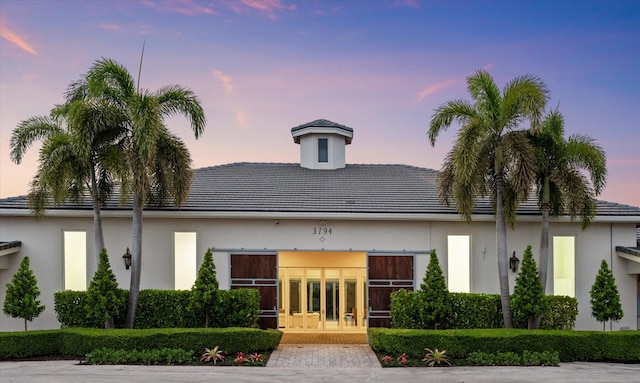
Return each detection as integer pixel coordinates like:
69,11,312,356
291,119,353,170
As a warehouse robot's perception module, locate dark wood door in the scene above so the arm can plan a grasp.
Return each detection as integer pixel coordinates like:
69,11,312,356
230,253,278,329
367,254,414,327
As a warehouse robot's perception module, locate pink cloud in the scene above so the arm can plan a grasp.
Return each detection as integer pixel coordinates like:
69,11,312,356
416,78,458,102
0,16,38,55
233,0,297,19
213,69,234,93
395,0,420,8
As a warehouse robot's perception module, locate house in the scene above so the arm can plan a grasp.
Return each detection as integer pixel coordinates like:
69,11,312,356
1,119,639,332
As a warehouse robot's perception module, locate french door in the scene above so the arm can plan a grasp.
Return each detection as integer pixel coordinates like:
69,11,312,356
278,267,366,331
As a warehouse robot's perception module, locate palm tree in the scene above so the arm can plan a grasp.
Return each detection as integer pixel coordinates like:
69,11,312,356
10,99,127,269
428,69,548,328
529,110,606,293
75,58,206,328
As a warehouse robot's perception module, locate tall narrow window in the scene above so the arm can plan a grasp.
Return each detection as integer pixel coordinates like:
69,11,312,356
64,231,86,290
447,235,470,292
553,236,575,297
318,138,328,163
174,232,197,290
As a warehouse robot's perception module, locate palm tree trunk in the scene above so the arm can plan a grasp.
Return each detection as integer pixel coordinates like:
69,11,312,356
126,199,143,329
496,173,513,328
538,177,551,292
90,167,105,271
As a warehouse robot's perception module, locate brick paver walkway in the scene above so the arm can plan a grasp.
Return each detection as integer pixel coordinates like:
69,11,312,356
268,332,379,368
267,344,381,368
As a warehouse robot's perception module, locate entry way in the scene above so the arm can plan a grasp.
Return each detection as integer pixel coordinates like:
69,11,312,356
230,251,414,330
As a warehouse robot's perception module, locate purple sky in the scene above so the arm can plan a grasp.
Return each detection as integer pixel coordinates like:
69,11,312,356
1,0,638,207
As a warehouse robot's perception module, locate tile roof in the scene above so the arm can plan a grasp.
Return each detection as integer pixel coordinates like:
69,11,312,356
290,119,353,134
1,162,639,219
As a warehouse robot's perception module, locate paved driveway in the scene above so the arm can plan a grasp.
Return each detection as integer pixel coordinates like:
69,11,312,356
1,360,639,383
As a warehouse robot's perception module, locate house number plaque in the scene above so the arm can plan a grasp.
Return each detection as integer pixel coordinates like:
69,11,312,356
312,227,332,235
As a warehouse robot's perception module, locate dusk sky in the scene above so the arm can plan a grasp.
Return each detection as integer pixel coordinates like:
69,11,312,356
1,0,638,207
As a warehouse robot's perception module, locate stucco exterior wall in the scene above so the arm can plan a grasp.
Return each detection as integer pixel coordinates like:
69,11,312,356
1,213,637,332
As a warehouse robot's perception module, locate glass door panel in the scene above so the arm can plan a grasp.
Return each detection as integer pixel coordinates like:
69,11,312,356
306,269,321,330
343,269,358,328
288,269,303,329
325,269,340,330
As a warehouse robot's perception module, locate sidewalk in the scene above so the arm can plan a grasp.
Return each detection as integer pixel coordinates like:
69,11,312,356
1,359,639,383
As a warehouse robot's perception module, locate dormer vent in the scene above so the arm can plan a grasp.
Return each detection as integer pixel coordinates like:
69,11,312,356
291,119,353,170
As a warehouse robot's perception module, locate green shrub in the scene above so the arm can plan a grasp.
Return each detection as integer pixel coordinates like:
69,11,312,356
391,290,576,330
214,289,260,328
55,290,127,328
511,246,547,329
449,293,504,328
590,259,624,331
85,348,196,365
189,248,220,328
0,329,61,359
468,350,560,366
416,250,451,329
368,328,640,363
54,288,259,329
494,351,521,365
539,295,578,330
0,327,282,360
3,256,45,331
134,290,198,328
86,250,125,329
390,289,418,328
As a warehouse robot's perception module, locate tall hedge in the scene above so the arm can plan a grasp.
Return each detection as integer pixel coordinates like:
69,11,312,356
391,291,576,330
54,289,259,329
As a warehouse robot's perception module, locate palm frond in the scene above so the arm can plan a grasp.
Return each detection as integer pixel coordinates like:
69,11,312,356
428,99,477,145
501,74,548,131
466,69,501,124
10,116,63,163
565,134,607,194
149,131,193,207
86,58,136,104
501,130,535,202
155,85,206,138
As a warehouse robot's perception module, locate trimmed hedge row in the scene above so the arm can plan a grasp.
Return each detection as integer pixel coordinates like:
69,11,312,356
390,291,577,330
369,328,640,363
0,328,282,360
54,289,260,329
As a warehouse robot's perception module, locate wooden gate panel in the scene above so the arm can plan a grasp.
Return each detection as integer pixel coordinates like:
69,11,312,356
231,253,278,329
367,254,414,328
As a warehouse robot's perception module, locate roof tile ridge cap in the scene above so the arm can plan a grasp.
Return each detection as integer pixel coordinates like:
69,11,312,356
345,163,439,171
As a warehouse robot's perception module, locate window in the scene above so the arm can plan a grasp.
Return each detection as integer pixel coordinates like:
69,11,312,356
174,232,197,290
447,235,470,292
553,236,575,297
318,138,328,163
63,231,86,290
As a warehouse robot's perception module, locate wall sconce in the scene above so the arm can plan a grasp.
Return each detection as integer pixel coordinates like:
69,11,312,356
509,251,520,273
122,247,132,270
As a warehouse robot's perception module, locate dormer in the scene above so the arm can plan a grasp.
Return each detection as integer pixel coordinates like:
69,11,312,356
291,119,353,170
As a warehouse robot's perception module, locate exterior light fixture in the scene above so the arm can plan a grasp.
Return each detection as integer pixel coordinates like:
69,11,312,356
123,247,132,270
509,251,520,273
